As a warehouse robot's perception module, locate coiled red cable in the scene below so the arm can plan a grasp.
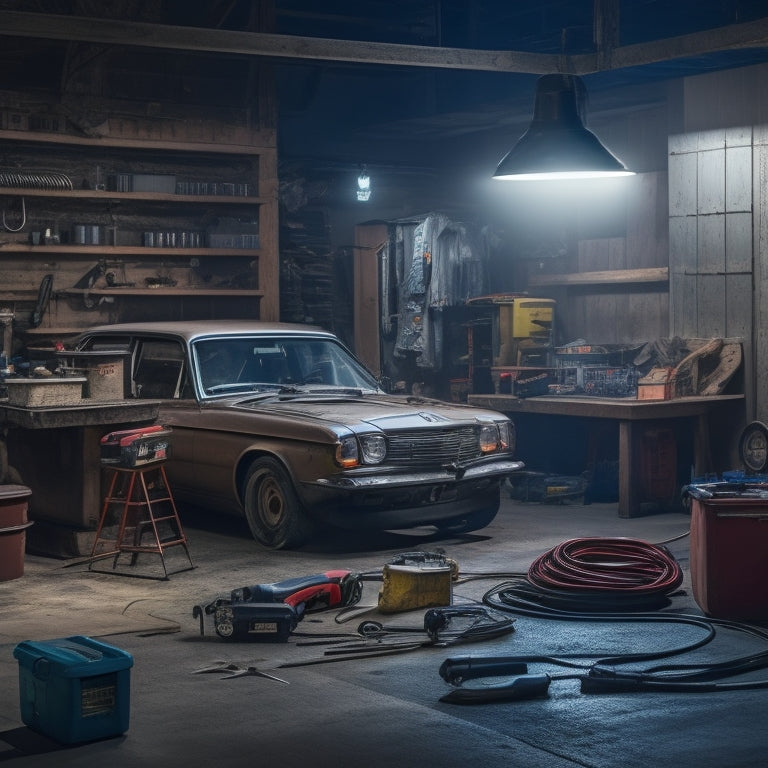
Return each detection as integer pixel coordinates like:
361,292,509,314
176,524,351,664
527,537,683,596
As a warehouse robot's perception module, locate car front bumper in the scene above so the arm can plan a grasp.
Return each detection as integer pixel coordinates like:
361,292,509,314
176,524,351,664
312,458,525,491
301,458,525,530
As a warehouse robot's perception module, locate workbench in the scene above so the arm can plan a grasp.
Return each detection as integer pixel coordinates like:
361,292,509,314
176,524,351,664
0,400,160,555
467,393,745,517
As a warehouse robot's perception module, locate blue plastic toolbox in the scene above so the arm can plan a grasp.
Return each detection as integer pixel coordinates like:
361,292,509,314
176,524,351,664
13,635,133,744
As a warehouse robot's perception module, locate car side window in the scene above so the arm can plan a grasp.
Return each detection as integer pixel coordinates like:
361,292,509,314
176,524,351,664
133,339,186,399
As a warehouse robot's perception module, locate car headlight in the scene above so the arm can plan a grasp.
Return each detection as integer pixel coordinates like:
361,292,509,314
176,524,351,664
335,434,387,467
359,434,387,464
336,436,360,467
478,420,514,454
478,422,499,453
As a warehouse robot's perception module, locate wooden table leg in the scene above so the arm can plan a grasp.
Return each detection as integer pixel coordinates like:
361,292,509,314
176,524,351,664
618,420,640,518
693,413,711,478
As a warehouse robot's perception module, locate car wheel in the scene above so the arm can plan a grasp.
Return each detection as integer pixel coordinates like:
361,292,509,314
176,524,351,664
436,505,498,535
242,457,315,549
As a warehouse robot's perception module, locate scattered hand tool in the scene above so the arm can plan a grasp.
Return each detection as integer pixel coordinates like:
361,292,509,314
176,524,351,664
193,570,363,641
192,661,288,683
280,606,516,668
438,656,552,703
218,666,288,683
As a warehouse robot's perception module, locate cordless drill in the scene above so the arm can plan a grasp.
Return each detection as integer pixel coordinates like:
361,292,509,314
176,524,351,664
193,570,363,641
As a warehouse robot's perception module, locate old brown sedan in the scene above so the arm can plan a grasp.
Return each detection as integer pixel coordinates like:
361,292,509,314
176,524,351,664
75,320,524,549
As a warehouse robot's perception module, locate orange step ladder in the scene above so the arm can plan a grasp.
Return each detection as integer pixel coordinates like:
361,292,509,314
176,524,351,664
89,462,194,580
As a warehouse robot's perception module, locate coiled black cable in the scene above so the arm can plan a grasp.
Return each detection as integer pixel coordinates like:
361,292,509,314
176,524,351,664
523,536,684,612
477,537,768,695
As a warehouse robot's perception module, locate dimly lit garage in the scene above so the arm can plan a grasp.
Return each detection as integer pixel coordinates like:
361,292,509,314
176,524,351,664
2,2,768,766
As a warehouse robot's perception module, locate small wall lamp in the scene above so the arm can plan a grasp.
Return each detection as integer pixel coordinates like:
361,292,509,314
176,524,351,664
357,167,371,201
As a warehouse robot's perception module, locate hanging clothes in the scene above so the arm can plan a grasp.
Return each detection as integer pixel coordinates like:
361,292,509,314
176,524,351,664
391,213,487,370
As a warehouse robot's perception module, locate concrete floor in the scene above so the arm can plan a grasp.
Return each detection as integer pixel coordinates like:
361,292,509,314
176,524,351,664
1,494,766,768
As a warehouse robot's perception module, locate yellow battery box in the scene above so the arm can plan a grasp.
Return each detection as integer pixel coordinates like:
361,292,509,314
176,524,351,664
377,563,453,614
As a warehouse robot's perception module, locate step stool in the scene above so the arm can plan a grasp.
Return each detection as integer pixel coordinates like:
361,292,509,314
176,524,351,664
89,462,194,580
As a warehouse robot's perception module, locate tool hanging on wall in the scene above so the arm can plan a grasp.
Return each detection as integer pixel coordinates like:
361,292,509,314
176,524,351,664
1,171,72,232
0,171,73,190
2,197,25,232
31,274,53,328
72,259,135,309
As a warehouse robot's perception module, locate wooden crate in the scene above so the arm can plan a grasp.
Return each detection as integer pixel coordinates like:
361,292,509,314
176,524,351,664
637,367,675,400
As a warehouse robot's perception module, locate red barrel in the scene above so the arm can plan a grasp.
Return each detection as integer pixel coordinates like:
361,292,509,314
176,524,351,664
0,485,33,581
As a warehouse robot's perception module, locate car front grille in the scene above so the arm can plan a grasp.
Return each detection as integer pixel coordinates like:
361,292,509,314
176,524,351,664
385,426,480,464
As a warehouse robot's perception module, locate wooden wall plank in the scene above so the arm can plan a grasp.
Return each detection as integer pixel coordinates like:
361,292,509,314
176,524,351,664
697,214,725,273
671,273,698,337
669,152,697,216
726,144,752,212
726,212,753,274
575,238,621,342
685,66,768,132
753,143,768,422
725,273,752,340
698,148,725,214
697,274,726,337
669,215,697,272
625,172,669,343
668,212,696,337
626,171,668,267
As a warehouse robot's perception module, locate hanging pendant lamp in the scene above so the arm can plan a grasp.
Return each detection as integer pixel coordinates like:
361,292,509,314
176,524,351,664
493,74,634,181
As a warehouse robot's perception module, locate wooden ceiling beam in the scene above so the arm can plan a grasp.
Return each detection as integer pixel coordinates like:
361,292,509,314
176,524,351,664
580,15,768,74
0,10,556,74
0,10,767,76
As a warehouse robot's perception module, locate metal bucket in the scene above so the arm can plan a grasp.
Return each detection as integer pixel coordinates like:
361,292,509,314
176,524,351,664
0,485,33,581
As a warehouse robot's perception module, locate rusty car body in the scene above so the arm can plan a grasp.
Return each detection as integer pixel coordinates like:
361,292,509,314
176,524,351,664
74,320,524,549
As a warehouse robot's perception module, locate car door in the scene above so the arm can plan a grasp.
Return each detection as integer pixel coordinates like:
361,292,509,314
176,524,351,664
126,336,201,497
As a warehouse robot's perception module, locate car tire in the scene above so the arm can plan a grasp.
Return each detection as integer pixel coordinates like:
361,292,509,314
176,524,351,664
436,505,498,535
242,457,316,549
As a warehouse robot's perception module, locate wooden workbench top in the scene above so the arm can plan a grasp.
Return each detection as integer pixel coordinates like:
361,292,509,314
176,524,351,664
467,393,745,420
0,400,160,429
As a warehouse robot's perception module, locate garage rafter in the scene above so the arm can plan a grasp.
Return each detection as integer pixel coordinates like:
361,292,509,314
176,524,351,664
0,7,767,76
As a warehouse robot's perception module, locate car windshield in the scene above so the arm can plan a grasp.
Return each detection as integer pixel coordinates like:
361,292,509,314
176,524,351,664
193,335,381,396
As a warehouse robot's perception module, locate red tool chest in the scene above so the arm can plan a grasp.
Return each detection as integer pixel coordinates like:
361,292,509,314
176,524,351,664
689,486,768,621
100,425,172,467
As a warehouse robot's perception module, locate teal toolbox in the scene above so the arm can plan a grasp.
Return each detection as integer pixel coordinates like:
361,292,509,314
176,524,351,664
13,635,133,744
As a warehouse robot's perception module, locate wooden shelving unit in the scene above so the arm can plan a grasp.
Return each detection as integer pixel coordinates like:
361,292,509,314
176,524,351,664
0,187,268,205
59,287,264,297
0,127,279,336
0,244,262,257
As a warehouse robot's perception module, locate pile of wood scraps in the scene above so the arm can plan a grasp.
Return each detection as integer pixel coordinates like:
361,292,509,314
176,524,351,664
636,337,742,399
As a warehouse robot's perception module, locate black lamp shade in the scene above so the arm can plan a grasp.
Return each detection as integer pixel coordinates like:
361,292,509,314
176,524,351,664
493,74,633,180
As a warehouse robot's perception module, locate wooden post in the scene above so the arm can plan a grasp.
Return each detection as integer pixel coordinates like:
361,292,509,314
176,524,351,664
353,223,387,375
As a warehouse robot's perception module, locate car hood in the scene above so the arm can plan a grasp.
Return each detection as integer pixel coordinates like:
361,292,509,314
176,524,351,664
227,391,504,431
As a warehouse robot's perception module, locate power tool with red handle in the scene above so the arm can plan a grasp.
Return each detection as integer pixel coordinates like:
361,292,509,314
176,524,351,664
193,570,363,641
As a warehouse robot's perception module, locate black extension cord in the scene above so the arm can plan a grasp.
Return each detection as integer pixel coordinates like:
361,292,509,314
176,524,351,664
464,537,768,696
